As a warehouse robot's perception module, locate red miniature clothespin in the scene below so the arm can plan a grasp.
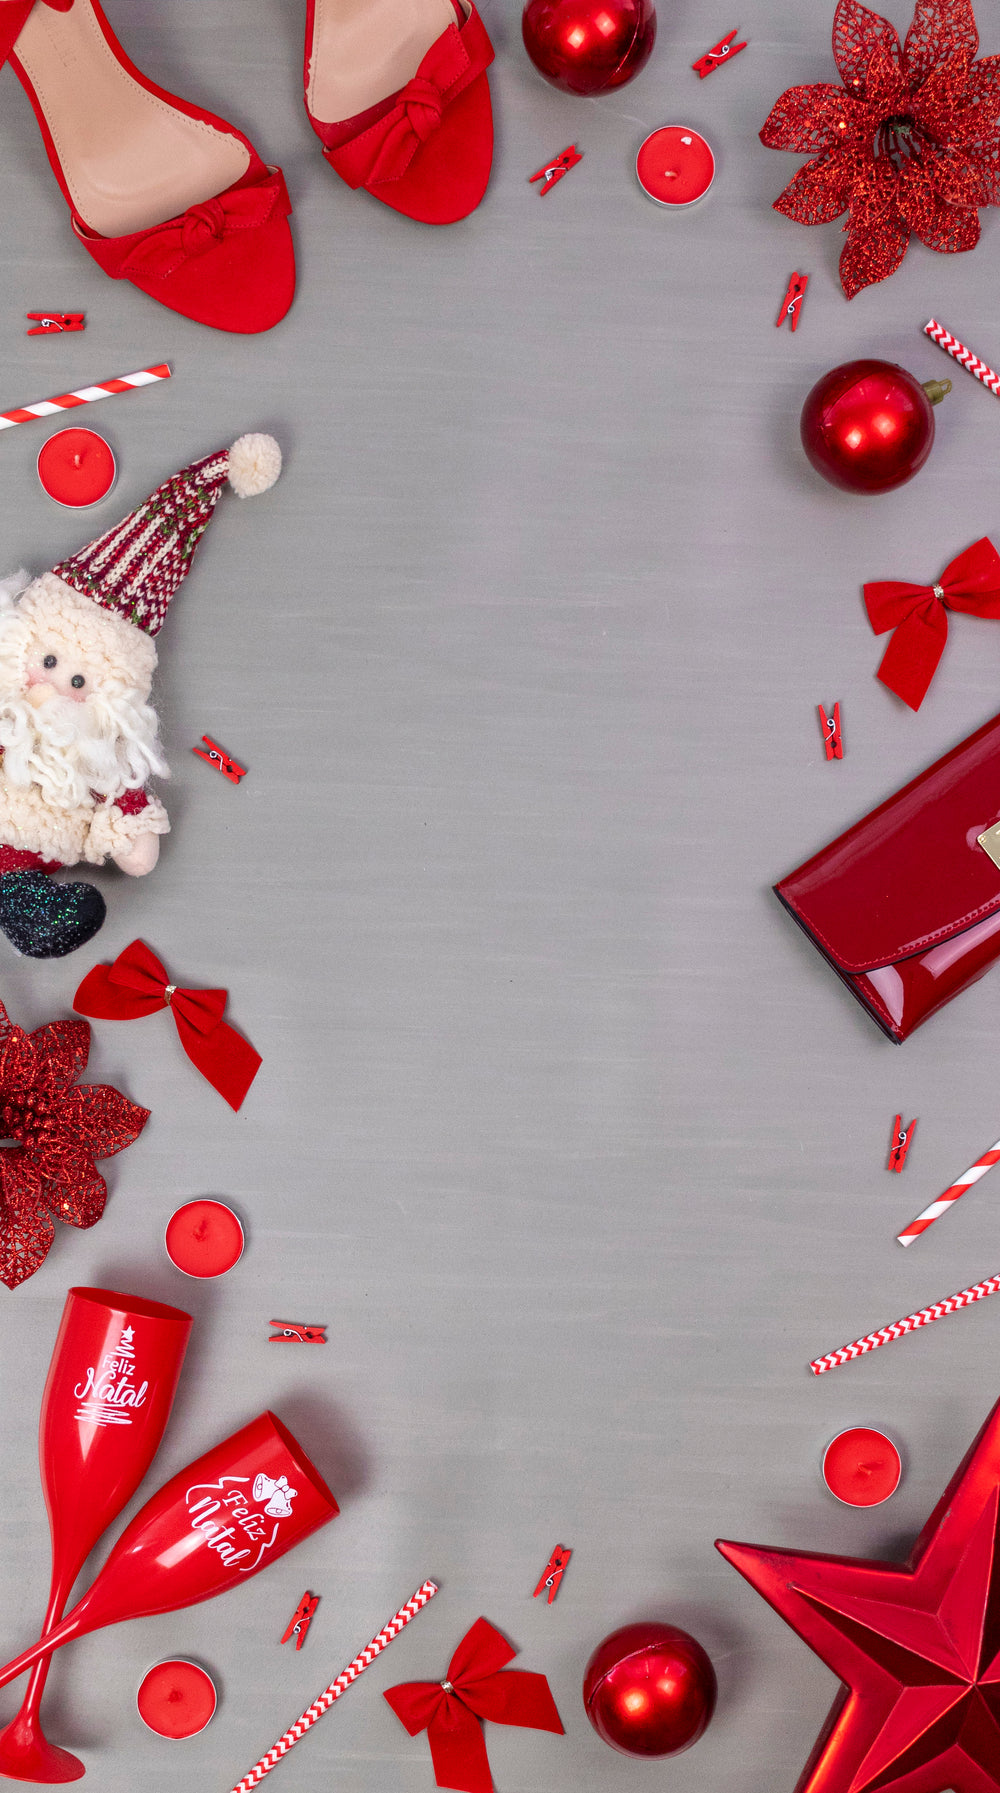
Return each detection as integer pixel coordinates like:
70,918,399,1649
888,1115,917,1172
776,272,808,332
269,1319,327,1343
533,1544,571,1604
529,145,583,196
692,28,746,77
818,702,843,760
281,1591,320,1650
193,734,247,784
26,312,85,335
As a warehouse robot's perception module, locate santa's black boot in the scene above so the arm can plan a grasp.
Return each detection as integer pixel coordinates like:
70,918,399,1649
0,871,106,958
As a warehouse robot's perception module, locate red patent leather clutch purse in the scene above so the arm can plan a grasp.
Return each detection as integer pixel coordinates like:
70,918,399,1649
775,711,1000,1042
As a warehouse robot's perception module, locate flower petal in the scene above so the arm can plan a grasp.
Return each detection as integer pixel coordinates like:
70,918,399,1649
0,1025,42,1101
840,224,910,296
774,154,853,223
895,149,981,229
0,1148,42,1216
44,1157,107,1230
760,82,862,153
0,1198,54,1289
925,55,1000,146
928,148,984,206
862,37,912,112
967,134,1000,203
913,195,980,248
66,1083,150,1159
903,0,977,84
833,0,902,93
27,1020,90,1089
840,182,911,296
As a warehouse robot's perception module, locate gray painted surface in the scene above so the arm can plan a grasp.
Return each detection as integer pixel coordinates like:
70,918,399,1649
0,1,999,1787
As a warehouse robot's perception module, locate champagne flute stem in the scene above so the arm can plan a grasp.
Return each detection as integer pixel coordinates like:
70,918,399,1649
0,1613,86,1695
4,1565,77,1732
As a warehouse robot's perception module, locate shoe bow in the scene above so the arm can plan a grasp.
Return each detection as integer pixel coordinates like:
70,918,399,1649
1,0,72,71
330,6,493,189
117,168,289,280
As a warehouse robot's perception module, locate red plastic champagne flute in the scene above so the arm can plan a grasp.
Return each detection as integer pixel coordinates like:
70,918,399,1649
0,1288,192,1784
0,1414,338,1699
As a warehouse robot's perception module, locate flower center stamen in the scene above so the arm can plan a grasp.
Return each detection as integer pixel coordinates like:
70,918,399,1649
876,114,922,167
1,1093,58,1148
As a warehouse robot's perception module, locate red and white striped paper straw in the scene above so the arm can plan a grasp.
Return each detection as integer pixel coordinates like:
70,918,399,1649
896,1134,1000,1245
229,1580,438,1792
924,319,1000,398
0,364,171,432
810,1271,1000,1374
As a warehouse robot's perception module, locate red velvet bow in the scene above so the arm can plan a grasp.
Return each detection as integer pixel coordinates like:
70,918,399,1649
118,169,289,279
329,8,493,189
384,1618,564,1793
73,941,261,1112
864,537,1000,711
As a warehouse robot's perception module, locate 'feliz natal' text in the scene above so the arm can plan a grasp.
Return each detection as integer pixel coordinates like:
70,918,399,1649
73,1365,148,1408
74,1327,147,1428
184,1476,282,1573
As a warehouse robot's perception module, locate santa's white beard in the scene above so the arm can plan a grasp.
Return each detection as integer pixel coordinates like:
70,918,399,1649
0,689,168,809
0,579,168,810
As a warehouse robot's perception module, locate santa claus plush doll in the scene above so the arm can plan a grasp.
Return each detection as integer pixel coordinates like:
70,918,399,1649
0,433,280,957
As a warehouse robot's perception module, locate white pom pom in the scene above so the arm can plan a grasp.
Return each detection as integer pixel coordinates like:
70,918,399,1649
0,569,31,612
227,433,281,499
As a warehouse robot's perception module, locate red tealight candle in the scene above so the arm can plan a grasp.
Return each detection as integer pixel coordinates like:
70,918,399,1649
137,1660,217,1739
36,428,116,508
165,1199,244,1279
822,1427,902,1507
636,125,715,208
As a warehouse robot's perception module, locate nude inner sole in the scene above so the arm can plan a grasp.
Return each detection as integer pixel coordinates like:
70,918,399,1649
14,0,250,238
308,0,457,127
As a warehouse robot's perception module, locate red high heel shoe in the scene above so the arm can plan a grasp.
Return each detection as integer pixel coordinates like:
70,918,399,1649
2,0,295,333
304,0,494,225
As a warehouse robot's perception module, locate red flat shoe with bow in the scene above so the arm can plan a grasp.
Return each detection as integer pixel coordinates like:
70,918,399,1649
304,0,494,225
2,0,294,333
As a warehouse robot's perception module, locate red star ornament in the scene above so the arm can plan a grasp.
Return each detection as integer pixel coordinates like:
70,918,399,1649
717,1399,1000,1793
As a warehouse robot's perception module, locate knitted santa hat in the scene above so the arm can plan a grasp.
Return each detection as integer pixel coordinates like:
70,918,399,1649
50,432,281,639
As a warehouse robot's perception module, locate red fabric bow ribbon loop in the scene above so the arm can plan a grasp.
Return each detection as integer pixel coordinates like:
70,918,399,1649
119,170,289,280
73,941,261,1112
864,537,1000,711
384,1617,564,1793
330,9,493,189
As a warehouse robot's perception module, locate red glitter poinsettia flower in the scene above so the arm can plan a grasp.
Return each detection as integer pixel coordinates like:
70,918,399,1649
760,0,1000,297
0,998,149,1290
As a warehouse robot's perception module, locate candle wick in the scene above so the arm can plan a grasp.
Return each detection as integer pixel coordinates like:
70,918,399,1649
662,169,679,179
72,453,83,468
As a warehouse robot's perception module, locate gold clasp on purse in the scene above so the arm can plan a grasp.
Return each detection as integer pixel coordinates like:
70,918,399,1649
977,822,1000,870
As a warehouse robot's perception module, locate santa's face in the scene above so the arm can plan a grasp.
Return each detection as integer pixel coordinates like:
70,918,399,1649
0,574,167,807
26,642,106,706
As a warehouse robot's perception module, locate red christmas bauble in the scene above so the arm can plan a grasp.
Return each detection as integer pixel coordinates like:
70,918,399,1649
521,0,655,94
800,359,949,495
582,1621,717,1757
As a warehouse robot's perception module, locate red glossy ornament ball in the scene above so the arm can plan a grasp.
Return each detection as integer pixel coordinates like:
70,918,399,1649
582,1621,717,1757
521,0,655,94
800,359,950,495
